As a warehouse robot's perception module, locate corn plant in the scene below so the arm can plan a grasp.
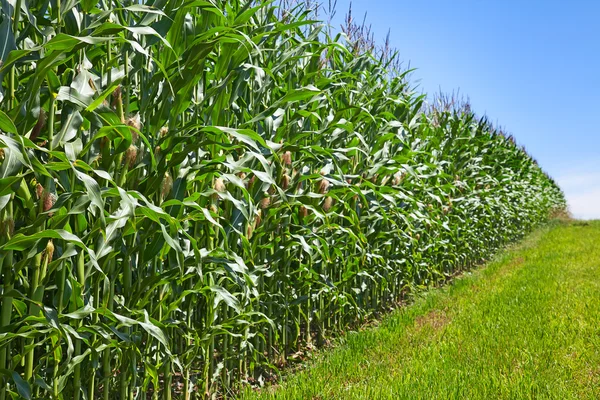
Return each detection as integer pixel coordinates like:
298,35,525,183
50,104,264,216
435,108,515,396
0,0,565,398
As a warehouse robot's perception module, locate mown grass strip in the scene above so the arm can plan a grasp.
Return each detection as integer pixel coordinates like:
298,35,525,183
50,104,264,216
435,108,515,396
246,220,600,399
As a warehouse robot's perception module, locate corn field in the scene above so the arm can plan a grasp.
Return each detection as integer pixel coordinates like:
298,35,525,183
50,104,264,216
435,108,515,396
0,0,565,398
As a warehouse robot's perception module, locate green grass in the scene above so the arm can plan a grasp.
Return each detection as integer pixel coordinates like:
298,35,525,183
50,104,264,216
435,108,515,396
244,220,600,399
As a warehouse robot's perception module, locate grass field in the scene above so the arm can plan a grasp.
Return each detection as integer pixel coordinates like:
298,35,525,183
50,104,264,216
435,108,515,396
244,220,600,399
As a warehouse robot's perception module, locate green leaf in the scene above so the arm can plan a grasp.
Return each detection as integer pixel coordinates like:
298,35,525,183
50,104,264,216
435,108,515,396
45,34,112,52
12,371,31,399
0,18,16,92
210,285,240,313
125,26,172,50
0,176,22,196
71,163,104,221
0,110,17,133
1,229,84,251
160,224,182,254
279,85,321,103
85,79,123,112
112,310,170,350
0,135,31,170
62,304,95,320
52,108,83,149
81,0,95,12
0,370,30,398
204,126,267,151
57,86,92,108
122,4,167,16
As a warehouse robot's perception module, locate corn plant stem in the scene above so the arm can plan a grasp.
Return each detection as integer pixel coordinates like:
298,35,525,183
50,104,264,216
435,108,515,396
203,281,214,397
119,352,128,400
119,236,133,399
6,0,22,108
124,44,130,117
148,255,157,396
52,259,66,398
24,183,46,382
107,42,112,88
116,87,125,124
184,277,193,400
129,352,137,400
267,282,273,361
102,261,115,400
72,251,85,400
0,204,14,400
223,305,232,388
88,284,101,400
163,358,172,399
25,244,50,381
306,264,312,345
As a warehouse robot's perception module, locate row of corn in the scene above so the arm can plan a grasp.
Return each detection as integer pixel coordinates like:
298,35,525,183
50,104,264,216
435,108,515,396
0,0,565,398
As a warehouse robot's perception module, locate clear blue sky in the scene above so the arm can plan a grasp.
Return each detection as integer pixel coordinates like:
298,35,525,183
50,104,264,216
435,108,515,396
326,0,600,219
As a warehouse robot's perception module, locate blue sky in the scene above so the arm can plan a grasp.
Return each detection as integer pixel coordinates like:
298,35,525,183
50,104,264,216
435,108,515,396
325,0,600,219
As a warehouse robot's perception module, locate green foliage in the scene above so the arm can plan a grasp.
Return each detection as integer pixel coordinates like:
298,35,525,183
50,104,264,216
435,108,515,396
0,0,565,398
